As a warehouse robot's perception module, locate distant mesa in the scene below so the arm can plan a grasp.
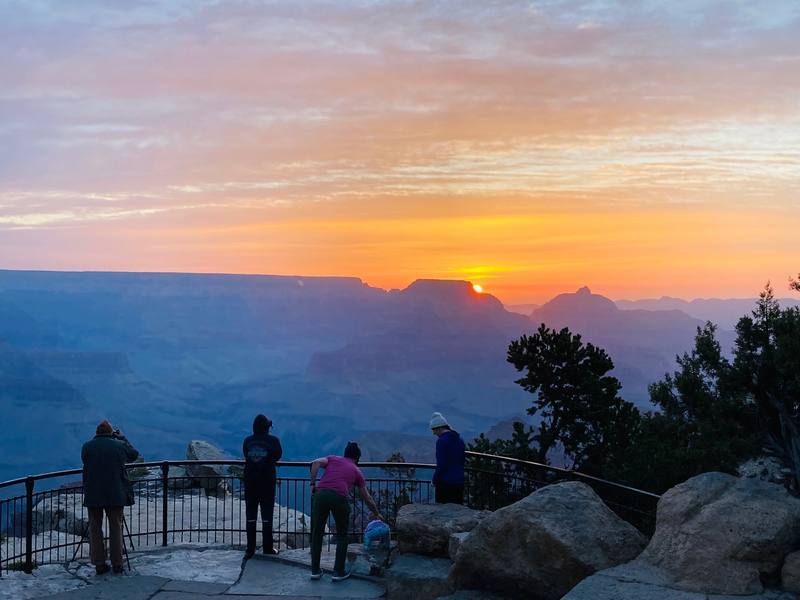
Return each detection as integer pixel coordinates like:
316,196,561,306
398,279,505,312
533,286,618,322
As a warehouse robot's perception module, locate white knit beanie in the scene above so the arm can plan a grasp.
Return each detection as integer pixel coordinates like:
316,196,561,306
429,412,449,430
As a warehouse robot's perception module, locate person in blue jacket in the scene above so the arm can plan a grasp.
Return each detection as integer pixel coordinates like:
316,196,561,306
430,412,465,504
243,414,283,557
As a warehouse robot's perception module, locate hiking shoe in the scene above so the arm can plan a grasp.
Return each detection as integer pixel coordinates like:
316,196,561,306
95,564,110,576
112,565,124,575
309,571,322,580
331,570,351,582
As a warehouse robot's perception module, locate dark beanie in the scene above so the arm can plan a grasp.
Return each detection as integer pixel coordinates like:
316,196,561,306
253,414,271,434
344,441,361,462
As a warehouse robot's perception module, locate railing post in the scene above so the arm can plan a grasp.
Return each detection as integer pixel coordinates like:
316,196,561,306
24,477,34,574
161,462,169,547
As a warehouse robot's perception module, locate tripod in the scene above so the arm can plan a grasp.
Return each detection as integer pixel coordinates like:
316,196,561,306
69,512,134,572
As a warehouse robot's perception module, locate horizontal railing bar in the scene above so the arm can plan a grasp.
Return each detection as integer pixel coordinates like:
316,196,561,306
464,451,661,499
0,454,658,500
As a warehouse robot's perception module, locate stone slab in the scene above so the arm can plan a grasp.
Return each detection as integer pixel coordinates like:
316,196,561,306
564,574,706,600
226,557,384,598
161,579,231,594
43,576,168,600
385,554,453,600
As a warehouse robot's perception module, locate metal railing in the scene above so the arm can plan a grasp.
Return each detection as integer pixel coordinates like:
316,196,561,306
0,453,659,575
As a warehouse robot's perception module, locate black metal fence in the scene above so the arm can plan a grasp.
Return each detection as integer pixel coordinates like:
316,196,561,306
0,453,659,576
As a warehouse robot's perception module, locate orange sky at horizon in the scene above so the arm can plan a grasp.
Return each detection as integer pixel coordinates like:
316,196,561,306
1,1,799,304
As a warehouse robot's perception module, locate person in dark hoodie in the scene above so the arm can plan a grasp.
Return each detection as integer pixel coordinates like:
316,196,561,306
430,412,465,504
81,420,139,575
242,414,283,557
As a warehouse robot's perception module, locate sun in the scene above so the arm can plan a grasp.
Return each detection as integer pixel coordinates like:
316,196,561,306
472,284,484,294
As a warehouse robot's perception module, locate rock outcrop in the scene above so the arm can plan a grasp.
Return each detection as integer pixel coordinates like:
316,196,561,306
639,472,800,595
396,503,489,557
185,440,232,495
450,481,646,600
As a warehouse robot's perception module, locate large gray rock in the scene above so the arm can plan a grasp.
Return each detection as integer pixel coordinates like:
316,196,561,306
450,481,646,600
386,554,454,600
32,492,88,536
185,440,232,495
782,551,800,594
639,472,800,595
397,503,489,556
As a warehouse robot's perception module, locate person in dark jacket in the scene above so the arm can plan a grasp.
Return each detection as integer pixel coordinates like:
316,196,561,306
81,420,139,575
243,414,283,557
430,412,465,504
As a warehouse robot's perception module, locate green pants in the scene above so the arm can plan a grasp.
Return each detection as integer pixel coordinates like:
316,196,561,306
310,489,351,575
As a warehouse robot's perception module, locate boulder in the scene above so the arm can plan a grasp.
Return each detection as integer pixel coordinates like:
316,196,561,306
782,550,800,594
639,471,800,595
450,481,646,600
739,456,787,486
448,531,470,561
397,503,489,556
32,492,88,536
185,441,232,495
386,554,454,600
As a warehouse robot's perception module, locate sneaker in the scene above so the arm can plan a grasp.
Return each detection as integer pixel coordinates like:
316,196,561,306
95,564,110,576
112,565,124,575
244,549,255,559
309,571,322,580
263,546,278,556
331,570,351,582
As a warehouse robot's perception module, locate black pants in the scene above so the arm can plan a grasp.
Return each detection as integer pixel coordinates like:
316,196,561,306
245,477,276,551
435,483,464,504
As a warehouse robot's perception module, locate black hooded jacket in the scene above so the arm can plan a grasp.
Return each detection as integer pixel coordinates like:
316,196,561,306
242,417,282,482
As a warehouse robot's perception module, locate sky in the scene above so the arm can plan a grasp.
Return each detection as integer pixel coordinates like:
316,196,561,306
1,0,798,304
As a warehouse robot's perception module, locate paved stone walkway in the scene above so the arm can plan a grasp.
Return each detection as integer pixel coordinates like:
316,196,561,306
34,557,386,600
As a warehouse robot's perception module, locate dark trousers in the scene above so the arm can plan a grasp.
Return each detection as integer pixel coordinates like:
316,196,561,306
310,489,350,575
245,478,276,552
88,506,124,567
435,483,464,504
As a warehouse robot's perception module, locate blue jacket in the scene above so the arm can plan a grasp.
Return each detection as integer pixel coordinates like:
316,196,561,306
433,430,465,486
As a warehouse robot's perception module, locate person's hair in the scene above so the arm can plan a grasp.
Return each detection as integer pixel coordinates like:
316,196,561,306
96,420,113,435
344,441,361,463
253,414,272,434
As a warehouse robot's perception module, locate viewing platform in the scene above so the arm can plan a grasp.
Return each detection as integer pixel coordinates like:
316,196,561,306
0,546,386,599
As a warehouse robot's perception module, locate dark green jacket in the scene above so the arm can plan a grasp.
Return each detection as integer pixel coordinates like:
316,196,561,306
81,433,139,507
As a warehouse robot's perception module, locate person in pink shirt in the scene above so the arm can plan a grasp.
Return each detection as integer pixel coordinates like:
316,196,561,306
308,442,383,581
